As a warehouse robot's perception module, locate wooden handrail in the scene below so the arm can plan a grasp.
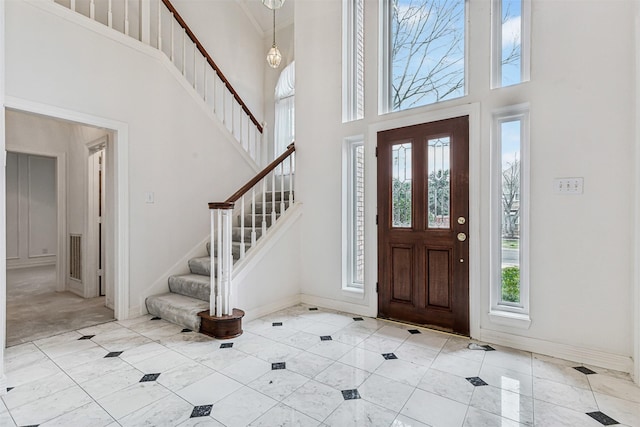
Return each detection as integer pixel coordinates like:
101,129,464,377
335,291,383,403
209,143,295,209
162,0,264,134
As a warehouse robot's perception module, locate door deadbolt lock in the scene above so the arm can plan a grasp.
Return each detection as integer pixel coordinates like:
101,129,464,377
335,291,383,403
457,217,466,225
457,232,467,242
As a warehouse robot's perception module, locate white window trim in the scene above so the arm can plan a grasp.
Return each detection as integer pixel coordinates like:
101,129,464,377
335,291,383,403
379,0,468,115
491,0,531,89
342,136,365,295
490,103,530,329
343,0,364,123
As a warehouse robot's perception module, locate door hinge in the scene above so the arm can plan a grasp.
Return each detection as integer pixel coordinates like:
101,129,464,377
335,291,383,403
375,147,378,157
376,282,379,293
376,215,378,225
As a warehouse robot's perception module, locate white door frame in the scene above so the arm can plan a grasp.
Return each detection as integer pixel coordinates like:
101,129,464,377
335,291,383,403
5,96,130,321
4,146,66,292
85,137,107,301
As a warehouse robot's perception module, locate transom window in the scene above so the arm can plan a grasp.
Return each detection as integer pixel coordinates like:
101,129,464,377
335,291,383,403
381,0,466,113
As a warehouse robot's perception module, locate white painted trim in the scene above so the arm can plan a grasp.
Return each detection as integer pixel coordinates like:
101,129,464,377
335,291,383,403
480,328,633,374
300,294,377,318
488,310,531,329
6,258,56,270
85,137,108,300
634,10,640,385
232,203,303,283
243,294,302,323
5,96,131,320
367,102,482,339
6,145,67,293
342,136,365,293
0,0,7,395
21,0,261,174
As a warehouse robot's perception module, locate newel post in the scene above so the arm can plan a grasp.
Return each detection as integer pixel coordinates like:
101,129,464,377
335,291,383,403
200,202,244,339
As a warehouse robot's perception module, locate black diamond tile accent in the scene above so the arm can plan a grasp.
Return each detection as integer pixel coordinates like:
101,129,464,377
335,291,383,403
320,336,332,341
150,316,161,320
22,425,39,427
272,322,283,327
574,366,597,375
220,343,233,349
104,351,123,358
78,335,95,340
308,307,318,311
382,353,398,360
407,329,421,334
353,317,364,321
482,345,496,351
466,377,489,387
181,328,192,333
341,389,361,400
586,411,619,425
272,362,286,370
191,405,213,418
6,387,13,393
140,373,161,382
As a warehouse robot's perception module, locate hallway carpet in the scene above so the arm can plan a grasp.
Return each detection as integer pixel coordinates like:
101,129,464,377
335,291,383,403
6,265,114,346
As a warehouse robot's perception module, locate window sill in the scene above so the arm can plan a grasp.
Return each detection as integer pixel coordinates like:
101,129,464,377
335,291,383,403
488,310,531,330
342,287,365,299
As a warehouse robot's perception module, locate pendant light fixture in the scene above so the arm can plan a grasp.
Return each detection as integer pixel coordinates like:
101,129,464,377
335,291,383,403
266,9,282,69
262,0,285,10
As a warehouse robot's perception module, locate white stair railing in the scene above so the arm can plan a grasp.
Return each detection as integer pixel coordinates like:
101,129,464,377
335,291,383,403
208,144,295,317
53,0,265,166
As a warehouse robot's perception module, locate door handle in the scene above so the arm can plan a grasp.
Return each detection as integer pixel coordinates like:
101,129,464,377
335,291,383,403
457,232,467,242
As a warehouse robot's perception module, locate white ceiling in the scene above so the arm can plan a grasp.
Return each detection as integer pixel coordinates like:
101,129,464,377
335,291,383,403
239,0,295,36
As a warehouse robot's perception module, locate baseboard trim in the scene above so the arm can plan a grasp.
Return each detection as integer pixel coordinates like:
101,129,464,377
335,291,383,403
128,305,143,319
480,328,633,373
243,294,301,323
6,258,56,270
0,374,6,396
300,294,376,318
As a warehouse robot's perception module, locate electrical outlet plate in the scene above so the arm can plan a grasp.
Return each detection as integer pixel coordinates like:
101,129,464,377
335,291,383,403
553,177,583,195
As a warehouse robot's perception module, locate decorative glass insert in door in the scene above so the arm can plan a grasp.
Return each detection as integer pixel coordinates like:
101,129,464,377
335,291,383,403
427,137,451,228
392,142,412,228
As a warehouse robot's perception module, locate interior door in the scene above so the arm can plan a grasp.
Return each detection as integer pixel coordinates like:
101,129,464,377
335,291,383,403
377,116,470,335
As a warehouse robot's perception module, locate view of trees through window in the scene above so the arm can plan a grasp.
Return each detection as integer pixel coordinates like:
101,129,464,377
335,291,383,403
501,120,521,303
390,0,465,111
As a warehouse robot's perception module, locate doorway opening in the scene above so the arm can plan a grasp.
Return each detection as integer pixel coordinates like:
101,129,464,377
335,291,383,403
4,109,116,345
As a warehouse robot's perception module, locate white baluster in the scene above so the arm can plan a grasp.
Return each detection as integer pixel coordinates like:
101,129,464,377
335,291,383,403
124,0,130,35
170,17,174,62
193,43,197,89
140,0,151,44
182,28,186,75
231,102,235,138
262,179,267,235
203,58,207,102
222,208,233,316
108,0,113,28
157,0,162,51
289,154,294,207
271,170,276,225
280,163,285,214
70,0,76,12
90,0,95,20
210,209,216,316
222,90,226,126
240,196,246,259
251,188,257,246
215,209,222,317
212,74,217,115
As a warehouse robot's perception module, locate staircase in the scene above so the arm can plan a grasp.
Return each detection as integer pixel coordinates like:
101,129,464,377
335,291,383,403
145,182,293,332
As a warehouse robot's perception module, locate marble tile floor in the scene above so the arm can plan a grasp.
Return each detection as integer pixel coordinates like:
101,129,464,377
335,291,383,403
2,304,639,427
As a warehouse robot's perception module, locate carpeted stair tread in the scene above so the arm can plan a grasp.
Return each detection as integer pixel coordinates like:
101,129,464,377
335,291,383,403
188,257,213,277
168,274,211,301
145,293,209,331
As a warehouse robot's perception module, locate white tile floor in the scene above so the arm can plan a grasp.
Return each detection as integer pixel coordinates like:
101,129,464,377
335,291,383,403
2,304,639,427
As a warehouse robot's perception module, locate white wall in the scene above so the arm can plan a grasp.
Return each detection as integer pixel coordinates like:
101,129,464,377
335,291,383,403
5,152,57,268
5,0,258,315
295,0,637,370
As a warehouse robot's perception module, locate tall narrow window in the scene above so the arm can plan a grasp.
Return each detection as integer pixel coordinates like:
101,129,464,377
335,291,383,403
343,0,365,122
381,0,466,113
343,138,365,290
492,0,530,88
491,105,530,325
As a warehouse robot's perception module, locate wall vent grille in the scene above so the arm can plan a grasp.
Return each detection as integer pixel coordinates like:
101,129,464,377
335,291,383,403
70,234,82,281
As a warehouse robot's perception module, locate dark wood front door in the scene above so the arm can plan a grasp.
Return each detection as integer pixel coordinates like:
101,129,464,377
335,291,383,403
377,116,469,335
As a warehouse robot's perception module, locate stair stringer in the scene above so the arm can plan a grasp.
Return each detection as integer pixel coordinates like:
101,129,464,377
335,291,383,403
24,0,262,174
230,202,304,322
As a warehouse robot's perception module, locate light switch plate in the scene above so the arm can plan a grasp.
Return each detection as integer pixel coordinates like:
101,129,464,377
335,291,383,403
553,178,583,195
